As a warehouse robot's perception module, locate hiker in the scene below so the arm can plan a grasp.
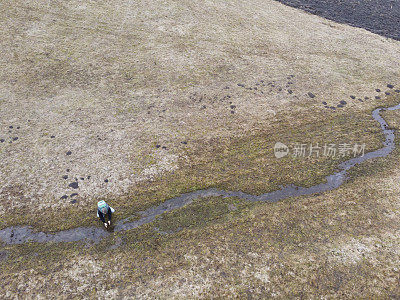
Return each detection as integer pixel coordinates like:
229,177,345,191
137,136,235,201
97,200,115,228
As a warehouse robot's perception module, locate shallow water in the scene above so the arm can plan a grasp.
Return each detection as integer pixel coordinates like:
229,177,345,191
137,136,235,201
1,104,399,245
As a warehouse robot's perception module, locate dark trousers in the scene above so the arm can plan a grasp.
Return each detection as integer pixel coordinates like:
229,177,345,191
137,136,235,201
98,207,112,223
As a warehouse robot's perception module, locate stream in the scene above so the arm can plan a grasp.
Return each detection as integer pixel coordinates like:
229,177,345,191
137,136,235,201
1,104,399,245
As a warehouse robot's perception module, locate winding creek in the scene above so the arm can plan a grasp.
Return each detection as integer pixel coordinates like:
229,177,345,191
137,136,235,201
1,104,399,245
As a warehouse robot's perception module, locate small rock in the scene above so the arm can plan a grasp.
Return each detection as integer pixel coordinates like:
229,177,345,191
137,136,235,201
237,83,245,87
70,200,77,204
375,96,381,100
66,169,70,172
385,92,390,95
181,141,187,145
62,175,68,180
340,100,347,105
230,105,236,109
60,195,68,200
162,146,167,150
156,145,161,148
0,139,4,143
70,193,78,197
104,179,109,183
395,90,400,93
387,84,394,89
350,95,355,99
376,89,381,92
69,182,79,189
80,177,84,180
9,126,13,129
307,92,315,98
66,151,72,156
288,90,293,94
51,135,55,138
12,137,18,141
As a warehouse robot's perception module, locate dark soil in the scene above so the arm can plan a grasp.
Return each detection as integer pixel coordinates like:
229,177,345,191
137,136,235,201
276,0,400,41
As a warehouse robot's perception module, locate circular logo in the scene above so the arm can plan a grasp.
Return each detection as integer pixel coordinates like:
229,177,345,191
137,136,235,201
274,142,289,158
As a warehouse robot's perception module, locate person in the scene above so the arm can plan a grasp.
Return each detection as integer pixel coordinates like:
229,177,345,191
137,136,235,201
97,200,115,228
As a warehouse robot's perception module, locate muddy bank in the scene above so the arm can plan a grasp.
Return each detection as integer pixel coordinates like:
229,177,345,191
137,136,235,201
276,0,400,41
1,103,399,245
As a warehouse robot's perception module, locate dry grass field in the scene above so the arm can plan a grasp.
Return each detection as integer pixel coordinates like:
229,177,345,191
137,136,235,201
1,0,400,298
